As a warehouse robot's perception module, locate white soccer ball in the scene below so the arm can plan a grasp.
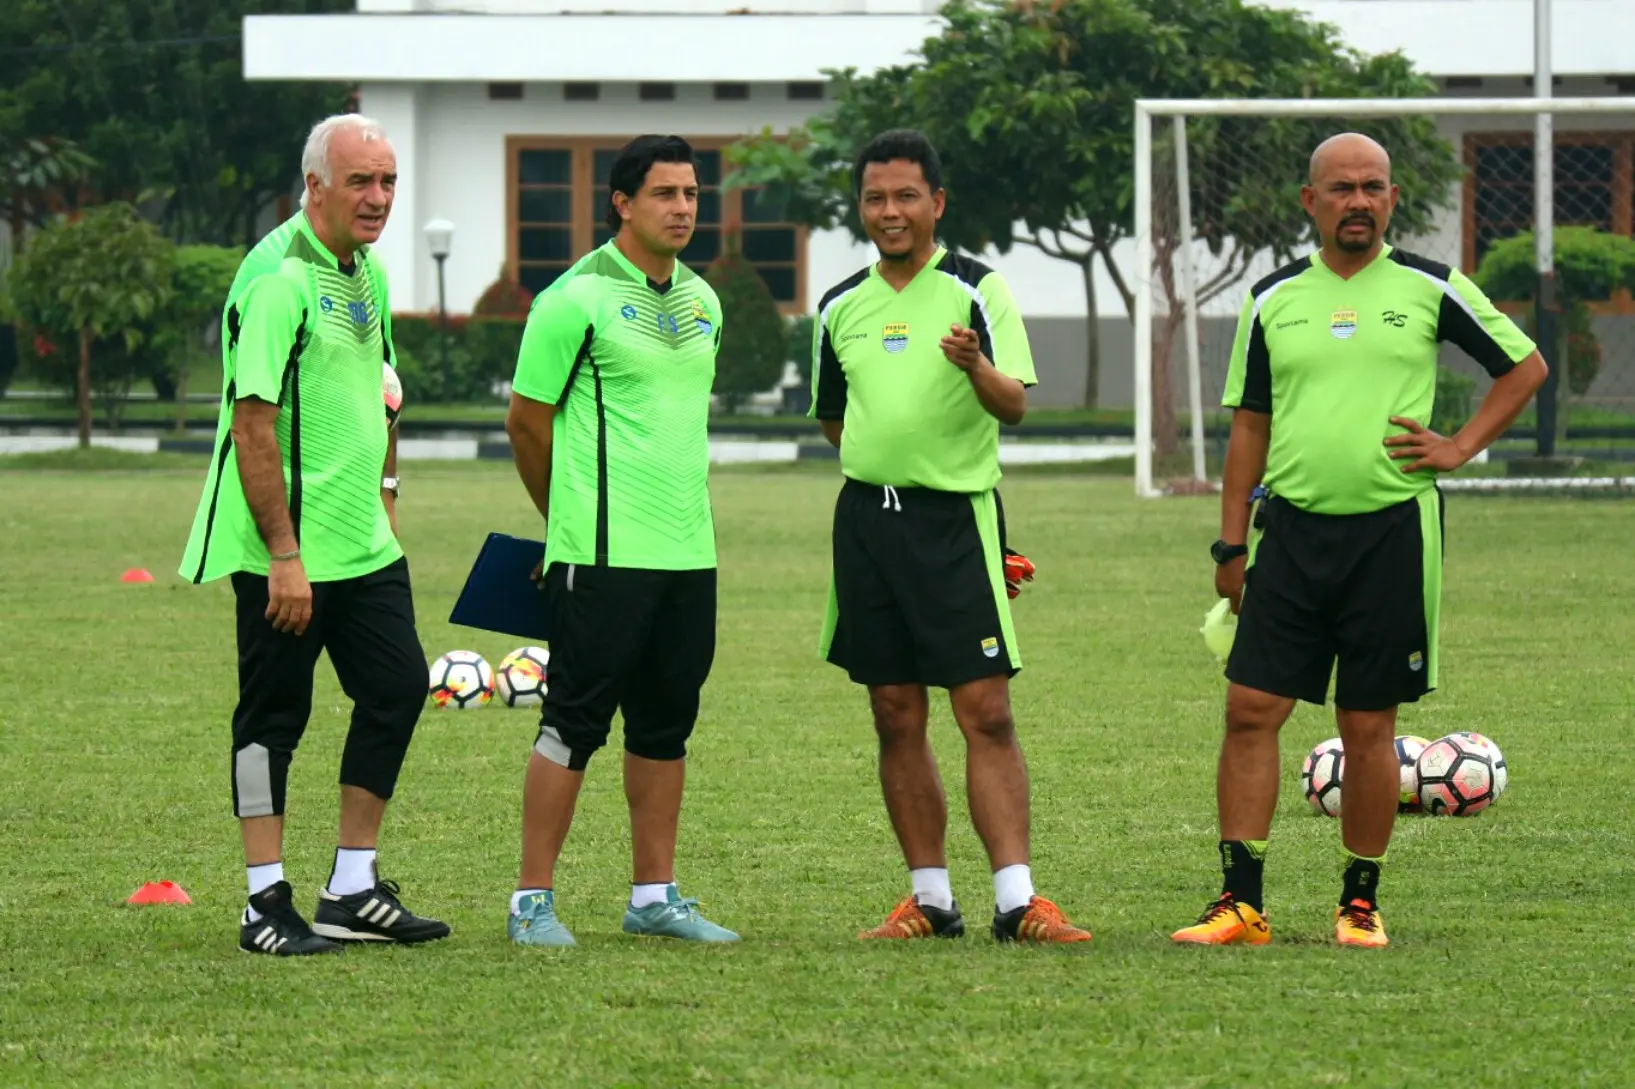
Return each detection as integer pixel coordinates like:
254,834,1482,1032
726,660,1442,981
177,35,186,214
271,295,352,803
428,650,494,710
1416,732,1505,816
1301,737,1345,817
1394,734,1432,813
383,361,404,431
495,646,550,708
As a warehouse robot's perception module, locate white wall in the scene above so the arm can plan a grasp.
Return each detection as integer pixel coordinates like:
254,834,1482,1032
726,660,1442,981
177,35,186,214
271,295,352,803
369,78,1635,319
358,0,938,11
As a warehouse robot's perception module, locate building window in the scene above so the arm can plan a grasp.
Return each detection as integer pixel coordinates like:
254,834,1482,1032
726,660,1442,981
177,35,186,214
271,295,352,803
487,82,523,101
1465,132,1634,274
787,81,825,101
638,82,676,102
508,137,806,309
564,82,599,102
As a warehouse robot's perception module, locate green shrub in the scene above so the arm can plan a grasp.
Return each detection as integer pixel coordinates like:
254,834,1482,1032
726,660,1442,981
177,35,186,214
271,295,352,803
704,246,787,413
1431,365,1477,436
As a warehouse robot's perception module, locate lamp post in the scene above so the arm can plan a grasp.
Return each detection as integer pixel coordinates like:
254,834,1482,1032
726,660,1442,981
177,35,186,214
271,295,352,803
423,218,455,401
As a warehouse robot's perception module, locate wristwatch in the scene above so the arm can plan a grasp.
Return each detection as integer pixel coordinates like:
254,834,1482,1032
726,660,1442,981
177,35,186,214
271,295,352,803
1210,539,1248,565
382,475,400,497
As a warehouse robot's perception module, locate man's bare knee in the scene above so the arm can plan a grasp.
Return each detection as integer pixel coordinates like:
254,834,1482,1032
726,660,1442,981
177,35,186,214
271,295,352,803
951,677,1016,745
869,685,928,746
1225,684,1294,736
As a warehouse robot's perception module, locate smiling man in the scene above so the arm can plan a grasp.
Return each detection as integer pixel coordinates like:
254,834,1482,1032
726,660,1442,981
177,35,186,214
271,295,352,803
180,113,448,956
1172,132,1548,949
809,129,1090,945
503,135,737,948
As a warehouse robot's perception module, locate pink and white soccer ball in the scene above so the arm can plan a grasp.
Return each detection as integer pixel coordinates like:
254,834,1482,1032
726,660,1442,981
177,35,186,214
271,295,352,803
1394,734,1432,813
495,646,550,708
383,361,404,431
1416,731,1507,816
1301,737,1345,817
428,650,494,710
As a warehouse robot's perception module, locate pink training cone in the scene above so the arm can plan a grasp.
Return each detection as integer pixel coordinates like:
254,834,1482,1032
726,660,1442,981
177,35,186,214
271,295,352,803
120,568,155,584
127,880,192,905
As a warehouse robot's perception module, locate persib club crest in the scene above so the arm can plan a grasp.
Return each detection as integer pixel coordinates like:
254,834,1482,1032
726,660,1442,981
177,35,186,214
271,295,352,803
882,322,909,353
691,299,712,335
1330,309,1358,340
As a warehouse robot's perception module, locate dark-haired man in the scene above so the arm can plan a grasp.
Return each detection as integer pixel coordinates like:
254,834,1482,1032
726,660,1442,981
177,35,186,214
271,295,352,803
811,128,1091,944
503,134,737,947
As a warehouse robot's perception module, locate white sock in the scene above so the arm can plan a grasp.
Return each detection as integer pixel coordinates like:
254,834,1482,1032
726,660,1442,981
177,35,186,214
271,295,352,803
993,864,1035,914
326,848,377,897
245,862,283,922
910,867,954,911
511,888,548,915
630,882,673,909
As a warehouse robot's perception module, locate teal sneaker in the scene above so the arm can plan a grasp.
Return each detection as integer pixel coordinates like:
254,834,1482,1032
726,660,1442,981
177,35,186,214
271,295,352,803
621,886,739,943
508,890,576,947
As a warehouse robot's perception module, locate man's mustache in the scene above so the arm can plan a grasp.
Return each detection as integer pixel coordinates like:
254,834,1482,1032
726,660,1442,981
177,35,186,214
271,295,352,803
1342,213,1375,227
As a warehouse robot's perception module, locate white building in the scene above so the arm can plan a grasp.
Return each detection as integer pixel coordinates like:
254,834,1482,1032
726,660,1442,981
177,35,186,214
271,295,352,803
244,0,1635,405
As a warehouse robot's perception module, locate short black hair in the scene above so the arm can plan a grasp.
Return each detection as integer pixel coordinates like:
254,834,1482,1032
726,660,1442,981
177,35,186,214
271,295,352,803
606,134,695,234
852,129,943,200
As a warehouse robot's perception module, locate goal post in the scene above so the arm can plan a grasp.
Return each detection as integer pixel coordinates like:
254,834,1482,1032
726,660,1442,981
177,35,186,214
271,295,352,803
1131,95,1635,499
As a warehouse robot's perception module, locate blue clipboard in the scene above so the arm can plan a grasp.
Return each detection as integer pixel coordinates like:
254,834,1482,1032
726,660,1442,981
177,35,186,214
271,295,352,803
447,532,551,642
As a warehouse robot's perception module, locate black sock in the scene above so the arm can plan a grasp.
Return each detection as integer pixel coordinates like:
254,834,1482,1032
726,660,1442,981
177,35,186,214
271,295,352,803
1340,854,1383,909
1218,840,1266,912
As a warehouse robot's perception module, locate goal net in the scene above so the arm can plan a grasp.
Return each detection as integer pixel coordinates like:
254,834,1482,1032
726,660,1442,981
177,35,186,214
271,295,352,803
1132,96,1635,498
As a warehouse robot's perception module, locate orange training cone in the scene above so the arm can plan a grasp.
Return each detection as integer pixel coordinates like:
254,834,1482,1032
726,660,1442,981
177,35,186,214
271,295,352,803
121,568,155,584
127,880,192,905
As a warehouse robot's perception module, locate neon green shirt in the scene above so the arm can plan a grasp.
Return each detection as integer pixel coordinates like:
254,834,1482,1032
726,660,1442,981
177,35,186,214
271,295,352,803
512,242,721,570
809,247,1037,493
180,213,401,584
1223,245,1535,515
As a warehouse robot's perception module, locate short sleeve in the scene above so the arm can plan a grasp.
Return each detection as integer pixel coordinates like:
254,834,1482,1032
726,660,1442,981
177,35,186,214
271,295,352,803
810,308,847,420
973,272,1037,387
513,288,593,405
1438,269,1536,379
230,274,306,405
1222,288,1272,414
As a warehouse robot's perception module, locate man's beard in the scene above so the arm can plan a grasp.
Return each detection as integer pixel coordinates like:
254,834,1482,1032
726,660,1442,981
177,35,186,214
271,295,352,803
1336,216,1376,253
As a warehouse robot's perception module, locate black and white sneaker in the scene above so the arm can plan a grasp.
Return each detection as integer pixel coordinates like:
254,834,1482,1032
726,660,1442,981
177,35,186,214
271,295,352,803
312,879,451,944
239,881,344,957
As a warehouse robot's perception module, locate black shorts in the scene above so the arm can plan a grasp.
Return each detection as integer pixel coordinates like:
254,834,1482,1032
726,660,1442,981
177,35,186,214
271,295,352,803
1226,492,1445,711
230,555,427,816
537,562,716,769
821,477,1019,689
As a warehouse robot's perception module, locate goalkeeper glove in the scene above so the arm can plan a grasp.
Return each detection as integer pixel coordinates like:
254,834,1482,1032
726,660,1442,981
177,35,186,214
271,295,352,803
1003,548,1036,599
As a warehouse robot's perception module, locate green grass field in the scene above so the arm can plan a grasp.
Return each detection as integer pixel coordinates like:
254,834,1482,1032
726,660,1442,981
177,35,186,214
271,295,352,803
2,460,1633,1086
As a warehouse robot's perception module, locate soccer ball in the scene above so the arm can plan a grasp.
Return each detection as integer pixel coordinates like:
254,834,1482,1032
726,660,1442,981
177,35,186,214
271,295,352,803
1452,730,1509,799
428,650,494,710
1394,734,1432,813
383,361,403,431
495,646,550,708
1416,733,1503,816
1301,737,1345,817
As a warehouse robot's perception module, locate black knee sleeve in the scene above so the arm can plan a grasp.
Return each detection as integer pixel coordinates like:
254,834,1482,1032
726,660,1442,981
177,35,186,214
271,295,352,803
337,659,426,800
533,714,609,772
623,716,694,762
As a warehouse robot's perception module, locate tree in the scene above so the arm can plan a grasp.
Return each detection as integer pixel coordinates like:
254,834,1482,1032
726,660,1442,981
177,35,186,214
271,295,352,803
8,203,174,447
705,241,789,414
1474,226,1635,403
0,0,352,246
0,134,97,231
727,0,1459,410
164,244,245,428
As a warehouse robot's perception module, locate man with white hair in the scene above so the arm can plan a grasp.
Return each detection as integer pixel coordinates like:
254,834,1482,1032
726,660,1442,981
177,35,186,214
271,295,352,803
180,113,449,956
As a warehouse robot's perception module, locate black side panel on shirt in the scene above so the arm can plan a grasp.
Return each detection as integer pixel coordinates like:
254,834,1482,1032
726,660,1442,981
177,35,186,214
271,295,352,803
283,344,303,544
936,251,998,361
551,326,603,560
192,378,239,584
813,268,868,421
1239,258,1309,414
1389,248,1519,378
